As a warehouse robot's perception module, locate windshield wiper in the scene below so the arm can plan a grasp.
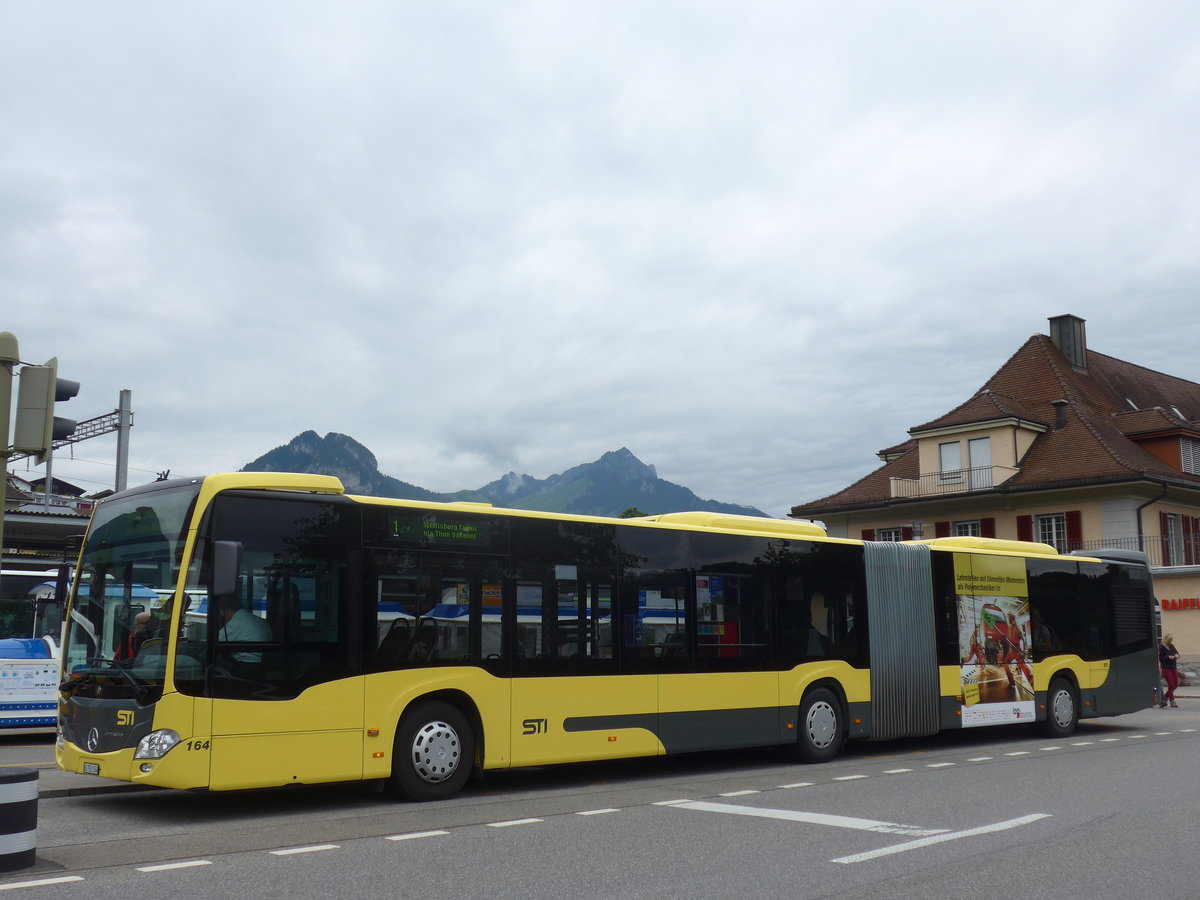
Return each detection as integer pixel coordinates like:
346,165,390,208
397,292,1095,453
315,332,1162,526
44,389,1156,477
60,657,152,703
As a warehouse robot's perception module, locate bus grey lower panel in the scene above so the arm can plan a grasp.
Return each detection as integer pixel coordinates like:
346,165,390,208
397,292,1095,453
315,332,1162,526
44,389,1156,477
864,542,939,741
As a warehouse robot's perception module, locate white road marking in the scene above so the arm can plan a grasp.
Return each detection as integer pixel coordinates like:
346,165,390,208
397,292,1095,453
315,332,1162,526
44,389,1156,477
0,876,85,891
883,768,912,774
832,813,1052,864
926,763,955,768
1071,742,1094,746
968,757,993,762
577,808,620,816
386,830,449,841
655,799,692,806
1039,746,1063,751
488,818,543,828
720,790,760,796
1004,751,1030,756
672,801,949,837
779,782,815,788
270,844,340,856
834,775,868,781
136,860,212,873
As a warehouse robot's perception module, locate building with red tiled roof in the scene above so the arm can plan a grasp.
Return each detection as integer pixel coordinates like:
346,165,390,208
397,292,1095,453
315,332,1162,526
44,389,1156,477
790,314,1200,647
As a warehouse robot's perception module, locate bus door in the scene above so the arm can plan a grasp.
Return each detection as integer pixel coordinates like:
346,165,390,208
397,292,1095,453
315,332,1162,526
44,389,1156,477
510,565,642,765
193,494,363,791
656,565,780,753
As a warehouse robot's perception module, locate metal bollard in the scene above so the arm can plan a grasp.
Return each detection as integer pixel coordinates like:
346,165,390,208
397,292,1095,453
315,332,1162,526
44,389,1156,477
0,768,38,872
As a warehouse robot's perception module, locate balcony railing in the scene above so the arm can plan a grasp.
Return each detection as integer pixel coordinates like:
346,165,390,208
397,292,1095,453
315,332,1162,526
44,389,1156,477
890,465,1019,499
1058,537,1200,569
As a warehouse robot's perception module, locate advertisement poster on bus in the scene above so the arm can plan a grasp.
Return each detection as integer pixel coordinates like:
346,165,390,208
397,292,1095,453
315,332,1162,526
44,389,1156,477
955,553,1035,727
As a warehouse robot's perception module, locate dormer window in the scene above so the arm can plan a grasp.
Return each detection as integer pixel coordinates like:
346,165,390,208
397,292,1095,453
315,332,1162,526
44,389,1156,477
1184,438,1200,475
939,442,962,483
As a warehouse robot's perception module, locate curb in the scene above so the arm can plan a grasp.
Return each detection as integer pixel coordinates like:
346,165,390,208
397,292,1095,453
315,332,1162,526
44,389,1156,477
40,784,157,800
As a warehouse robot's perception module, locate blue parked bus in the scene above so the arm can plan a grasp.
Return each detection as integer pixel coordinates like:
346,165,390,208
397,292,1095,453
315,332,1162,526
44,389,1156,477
1,568,66,728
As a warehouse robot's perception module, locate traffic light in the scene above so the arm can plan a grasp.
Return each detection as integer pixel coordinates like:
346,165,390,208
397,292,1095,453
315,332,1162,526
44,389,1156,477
13,357,80,465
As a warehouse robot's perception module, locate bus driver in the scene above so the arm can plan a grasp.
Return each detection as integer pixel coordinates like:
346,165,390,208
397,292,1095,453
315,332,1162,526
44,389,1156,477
215,596,273,663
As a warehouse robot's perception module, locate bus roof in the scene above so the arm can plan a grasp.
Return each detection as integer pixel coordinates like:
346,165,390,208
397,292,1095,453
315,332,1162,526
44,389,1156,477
136,474,1102,562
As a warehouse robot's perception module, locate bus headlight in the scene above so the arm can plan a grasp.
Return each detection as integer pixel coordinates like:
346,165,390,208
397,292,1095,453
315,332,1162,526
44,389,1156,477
135,729,181,759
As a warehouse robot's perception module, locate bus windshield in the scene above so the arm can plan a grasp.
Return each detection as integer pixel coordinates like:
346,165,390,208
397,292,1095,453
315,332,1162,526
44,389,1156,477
61,482,201,699
1,569,62,641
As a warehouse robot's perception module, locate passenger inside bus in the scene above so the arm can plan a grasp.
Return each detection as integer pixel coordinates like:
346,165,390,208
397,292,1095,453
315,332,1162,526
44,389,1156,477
114,612,152,661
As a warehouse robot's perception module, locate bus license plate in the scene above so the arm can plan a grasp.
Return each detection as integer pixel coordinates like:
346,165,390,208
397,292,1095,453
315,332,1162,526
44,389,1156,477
83,762,100,775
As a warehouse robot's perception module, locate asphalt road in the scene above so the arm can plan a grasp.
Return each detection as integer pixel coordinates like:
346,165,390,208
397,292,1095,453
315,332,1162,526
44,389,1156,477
2,696,1198,899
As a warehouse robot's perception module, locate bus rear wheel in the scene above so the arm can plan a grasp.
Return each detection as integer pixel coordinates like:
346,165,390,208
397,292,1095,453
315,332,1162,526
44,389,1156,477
792,687,845,763
1040,678,1078,738
386,700,474,802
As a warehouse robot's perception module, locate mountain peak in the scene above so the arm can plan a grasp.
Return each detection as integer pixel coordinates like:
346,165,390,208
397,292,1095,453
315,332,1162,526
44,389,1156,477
242,432,438,501
596,447,657,479
244,436,766,518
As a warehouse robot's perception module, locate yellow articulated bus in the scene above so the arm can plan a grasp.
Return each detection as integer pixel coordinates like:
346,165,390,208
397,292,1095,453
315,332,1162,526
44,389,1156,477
57,473,1160,801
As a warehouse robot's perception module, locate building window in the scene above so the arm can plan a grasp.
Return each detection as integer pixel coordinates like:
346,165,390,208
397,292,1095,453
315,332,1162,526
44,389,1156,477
1037,514,1067,552
1183,438,1200,475
877,527,903,542
1160,512,1200,566
1164,513,1184,565
967,437,992,490
939,441,962,483
954,520,981,537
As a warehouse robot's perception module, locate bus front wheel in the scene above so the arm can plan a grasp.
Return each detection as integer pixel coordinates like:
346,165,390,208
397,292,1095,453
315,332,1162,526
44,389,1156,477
792,687,845,763
386,700,475,802
1041,678,1078,738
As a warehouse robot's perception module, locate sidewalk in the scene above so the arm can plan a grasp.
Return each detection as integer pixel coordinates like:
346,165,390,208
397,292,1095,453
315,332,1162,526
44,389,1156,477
34,767,155,799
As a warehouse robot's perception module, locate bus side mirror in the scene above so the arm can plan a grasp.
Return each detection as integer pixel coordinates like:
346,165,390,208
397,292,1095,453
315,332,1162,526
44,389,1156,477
211,541,242,599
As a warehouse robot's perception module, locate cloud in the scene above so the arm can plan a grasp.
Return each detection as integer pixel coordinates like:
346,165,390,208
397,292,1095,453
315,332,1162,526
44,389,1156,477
4,1,1200,515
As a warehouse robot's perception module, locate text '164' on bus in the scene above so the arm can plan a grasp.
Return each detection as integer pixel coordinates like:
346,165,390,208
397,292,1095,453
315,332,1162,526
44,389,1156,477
56,473,1161,800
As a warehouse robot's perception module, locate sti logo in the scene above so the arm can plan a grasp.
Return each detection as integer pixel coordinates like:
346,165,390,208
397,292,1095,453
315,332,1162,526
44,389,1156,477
116,710,134,726
521,718,548,735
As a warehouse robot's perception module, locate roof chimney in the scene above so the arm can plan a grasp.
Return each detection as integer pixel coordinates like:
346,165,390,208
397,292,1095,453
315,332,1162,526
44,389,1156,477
1048,314,1088,371
1051,399,1069,430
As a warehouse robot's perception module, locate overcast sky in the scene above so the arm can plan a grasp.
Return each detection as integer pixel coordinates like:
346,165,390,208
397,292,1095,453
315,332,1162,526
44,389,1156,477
4,2,1199,517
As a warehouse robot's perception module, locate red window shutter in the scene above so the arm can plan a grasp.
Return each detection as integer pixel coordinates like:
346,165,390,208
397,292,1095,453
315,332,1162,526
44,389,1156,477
1184,516,1197,566
935,521,951,538
1016,515,1033,542
1065,511,1083,549
902,527,914,541
1161,512,1172,566
861,528,876,540
980,517,996,538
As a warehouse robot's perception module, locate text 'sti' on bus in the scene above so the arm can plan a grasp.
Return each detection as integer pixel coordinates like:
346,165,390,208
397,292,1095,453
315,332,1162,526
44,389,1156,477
56,474,1161,800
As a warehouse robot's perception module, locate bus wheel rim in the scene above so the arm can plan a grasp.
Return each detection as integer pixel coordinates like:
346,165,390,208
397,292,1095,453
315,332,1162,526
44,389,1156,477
806,701,837,749
410,720,462,784
1052,690,1074,727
